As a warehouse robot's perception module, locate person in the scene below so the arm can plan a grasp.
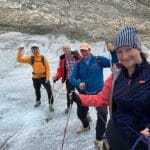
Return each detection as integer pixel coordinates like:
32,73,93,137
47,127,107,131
73,27,150,150
69,42,118,149
104,26,150,150
16,44,54,111
52,44,81,114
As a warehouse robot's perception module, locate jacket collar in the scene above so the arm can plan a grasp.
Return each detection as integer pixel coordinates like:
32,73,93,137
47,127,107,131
121,60,148,78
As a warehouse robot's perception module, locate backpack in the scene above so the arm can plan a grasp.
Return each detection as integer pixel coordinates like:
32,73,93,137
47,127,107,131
31,55,45,66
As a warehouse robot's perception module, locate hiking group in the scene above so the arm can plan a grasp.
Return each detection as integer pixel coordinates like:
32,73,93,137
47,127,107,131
16,26,150,150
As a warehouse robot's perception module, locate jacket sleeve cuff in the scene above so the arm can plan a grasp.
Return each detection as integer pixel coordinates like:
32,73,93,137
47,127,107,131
110,51,118,64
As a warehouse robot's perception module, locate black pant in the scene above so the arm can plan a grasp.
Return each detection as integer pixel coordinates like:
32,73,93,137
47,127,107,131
96,106,108,140
77,104,89,128
66,79,75,108
105,119,148,150
77,104,108,140
32,77,54,104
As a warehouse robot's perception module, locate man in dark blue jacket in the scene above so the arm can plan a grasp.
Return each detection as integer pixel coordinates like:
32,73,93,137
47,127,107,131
70,42,118,149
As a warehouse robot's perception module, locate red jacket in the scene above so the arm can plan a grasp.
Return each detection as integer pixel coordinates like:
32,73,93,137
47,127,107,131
78,64,122,107
56,51,81,83
79,74,113,107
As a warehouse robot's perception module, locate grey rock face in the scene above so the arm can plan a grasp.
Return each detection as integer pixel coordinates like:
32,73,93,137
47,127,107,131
0,0,150,47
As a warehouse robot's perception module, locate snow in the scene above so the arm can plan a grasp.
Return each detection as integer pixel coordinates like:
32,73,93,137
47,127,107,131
0,32,149,150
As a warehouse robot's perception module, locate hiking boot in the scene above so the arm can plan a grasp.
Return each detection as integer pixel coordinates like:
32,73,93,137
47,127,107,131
87,113,92,122
76,125,90,134
34,101,41,107
64,107,71,114
49,104,55,111
95,140,103,150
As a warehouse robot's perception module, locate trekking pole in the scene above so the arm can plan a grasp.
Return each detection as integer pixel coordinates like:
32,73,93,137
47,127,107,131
60,93,73,150
50,80,56,105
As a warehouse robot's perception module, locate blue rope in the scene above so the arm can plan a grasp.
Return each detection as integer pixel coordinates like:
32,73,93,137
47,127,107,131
131,135,149,150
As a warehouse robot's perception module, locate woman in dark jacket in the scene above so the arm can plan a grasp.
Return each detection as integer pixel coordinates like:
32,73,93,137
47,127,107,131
104,26,150,150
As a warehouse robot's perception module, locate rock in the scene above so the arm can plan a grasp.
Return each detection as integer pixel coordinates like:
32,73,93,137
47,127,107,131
0,0,150,47
45,115,53,122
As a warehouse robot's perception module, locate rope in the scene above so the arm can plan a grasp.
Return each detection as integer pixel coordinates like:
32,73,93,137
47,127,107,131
121,123,150,150
52,88,67,95
131,135,149,150
52,82,67,95
60,103,72,150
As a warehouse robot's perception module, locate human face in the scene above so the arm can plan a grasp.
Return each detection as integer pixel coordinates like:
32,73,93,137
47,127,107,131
63,46,71,55
31,47,39,54
116,46,141,69
80,49,90,59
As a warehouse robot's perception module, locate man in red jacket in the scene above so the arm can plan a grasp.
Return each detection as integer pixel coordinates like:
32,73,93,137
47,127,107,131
52,45,81,114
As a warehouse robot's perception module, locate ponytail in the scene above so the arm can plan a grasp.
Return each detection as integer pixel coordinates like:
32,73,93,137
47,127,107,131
140,51,149,61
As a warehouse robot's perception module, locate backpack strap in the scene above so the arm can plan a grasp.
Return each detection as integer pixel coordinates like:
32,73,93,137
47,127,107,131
31,55,34,65
41,55,45,66
95,56,100,63
77,61,80,78
30,55,45,66
95,56,102,66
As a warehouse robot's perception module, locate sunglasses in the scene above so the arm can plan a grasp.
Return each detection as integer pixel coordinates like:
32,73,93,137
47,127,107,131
80,49,88,52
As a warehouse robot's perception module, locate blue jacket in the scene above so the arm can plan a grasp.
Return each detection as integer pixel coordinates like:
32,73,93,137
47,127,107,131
70,52,118,94
112,61,150,142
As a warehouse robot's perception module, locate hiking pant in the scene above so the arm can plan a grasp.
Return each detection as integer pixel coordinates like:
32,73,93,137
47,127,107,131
66,79,75,108
77,104,89,128
32,77,54,104
77,104,107,140
96,106,108,140
104,119,147,150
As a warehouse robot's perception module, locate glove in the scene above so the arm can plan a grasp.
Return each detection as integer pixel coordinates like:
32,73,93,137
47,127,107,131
70,91,82,105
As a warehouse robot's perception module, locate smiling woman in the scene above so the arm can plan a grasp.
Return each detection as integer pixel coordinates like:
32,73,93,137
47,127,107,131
104,26,150,150
114,27,148,75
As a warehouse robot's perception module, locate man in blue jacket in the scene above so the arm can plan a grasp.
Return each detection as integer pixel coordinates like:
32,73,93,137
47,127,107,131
70,42,118,149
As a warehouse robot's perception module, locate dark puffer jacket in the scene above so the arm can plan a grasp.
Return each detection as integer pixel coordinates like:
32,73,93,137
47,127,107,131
112,60,150,143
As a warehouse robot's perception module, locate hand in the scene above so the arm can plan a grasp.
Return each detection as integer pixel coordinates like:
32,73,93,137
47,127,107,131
79,83,85,90
52,76,57,82
140,128,150,138
106,42,113,51
45,80,49,84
